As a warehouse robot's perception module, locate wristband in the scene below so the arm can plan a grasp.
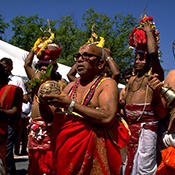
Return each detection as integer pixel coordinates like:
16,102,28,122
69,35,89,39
68,100,75,112
146,30,153,33
106,56,113,61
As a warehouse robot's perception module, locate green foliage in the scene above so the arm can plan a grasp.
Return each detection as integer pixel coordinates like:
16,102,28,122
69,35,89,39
82,9,138,74
55,15,85,66
1,9,138,81
9,14,58,51
0,14,9,40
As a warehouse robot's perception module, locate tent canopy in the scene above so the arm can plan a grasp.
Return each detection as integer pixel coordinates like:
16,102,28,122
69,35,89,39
0,40,71,81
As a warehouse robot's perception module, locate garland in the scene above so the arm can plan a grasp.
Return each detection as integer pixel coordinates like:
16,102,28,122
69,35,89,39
32,32,55,56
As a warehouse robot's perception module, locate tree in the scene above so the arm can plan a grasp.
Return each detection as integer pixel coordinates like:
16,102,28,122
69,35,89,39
7,9,138,81
82,9,138,75
55,15,85,66
9,14,58,51
0,14,9,40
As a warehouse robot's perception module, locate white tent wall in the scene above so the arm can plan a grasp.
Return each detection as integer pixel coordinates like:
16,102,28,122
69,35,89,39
0,40,71,81
0,40,125,90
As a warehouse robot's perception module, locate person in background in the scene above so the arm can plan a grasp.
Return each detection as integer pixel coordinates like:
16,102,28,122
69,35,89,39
146,70,175,175
24,33,62,174
14,100,32,156
0,64,23,175
120,68,133,116
0,57,28,175
39,43,130,175
67,47,120,84
124,19,166,175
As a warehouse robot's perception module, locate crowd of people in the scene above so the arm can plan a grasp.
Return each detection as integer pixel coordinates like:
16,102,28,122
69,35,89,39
0,15,175,175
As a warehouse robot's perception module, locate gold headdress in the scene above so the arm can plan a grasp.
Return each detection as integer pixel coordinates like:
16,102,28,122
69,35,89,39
87,24,105,48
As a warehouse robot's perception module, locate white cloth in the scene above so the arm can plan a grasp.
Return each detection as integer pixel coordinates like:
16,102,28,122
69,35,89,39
163,133,175,147
8,74,27,95
131,128,157,175
21,102,32,118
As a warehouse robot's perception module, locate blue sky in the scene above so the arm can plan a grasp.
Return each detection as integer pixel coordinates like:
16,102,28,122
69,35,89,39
0,0,175,76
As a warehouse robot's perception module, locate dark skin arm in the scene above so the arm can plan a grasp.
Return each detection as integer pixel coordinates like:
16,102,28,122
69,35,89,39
143,22,164,81
148,74,168,118
24,49,36,80
105,57,120,84
67,63,78,82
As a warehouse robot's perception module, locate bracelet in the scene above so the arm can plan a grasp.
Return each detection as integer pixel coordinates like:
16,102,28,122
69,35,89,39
106,56,113,61
68,100,75,112
146,30,153,33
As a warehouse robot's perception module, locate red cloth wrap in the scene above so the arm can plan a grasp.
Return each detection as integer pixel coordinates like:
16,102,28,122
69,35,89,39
28,150,54,175
124,104,158,175
51,112,122,175
0,85,22,165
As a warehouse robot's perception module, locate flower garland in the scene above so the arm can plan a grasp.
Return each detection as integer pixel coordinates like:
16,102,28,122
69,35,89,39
129,14,160,51
32,32,55,57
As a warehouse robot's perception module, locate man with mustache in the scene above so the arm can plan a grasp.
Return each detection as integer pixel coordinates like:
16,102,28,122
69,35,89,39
39,43,128,174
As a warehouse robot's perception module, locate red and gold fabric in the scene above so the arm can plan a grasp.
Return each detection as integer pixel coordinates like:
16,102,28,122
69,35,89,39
50,76,130,174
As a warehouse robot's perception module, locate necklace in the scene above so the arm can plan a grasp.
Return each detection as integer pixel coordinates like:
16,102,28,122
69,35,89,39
72,80,80,100
129,75,146,92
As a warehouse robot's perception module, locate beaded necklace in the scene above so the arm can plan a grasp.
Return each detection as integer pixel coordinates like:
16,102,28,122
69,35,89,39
68,75,106,105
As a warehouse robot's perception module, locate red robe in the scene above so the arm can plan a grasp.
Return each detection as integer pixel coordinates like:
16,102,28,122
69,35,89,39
50,77,130,174
51,113,124,175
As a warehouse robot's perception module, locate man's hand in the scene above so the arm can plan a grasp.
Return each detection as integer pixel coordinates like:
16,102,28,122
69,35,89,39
148,74,163,91
42,94,72,109
163,133,175,147
143,21,153,33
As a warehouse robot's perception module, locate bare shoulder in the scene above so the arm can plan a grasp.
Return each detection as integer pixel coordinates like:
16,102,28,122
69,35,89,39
127,75,136,84
166,69,175,78
100,77,118,90
165,69,175,83
164,69,175,88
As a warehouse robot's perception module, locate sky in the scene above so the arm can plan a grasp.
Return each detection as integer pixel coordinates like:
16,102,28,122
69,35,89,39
0,0,175,76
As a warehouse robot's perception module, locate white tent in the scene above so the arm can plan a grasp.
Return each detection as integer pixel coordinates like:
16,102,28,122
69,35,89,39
0,40,125,90
0,40,71,81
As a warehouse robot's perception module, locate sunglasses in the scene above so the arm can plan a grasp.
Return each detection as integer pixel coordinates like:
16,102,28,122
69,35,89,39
73,52,100,62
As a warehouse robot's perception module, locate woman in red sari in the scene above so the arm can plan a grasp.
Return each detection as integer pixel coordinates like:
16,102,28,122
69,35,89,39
0,64,23,172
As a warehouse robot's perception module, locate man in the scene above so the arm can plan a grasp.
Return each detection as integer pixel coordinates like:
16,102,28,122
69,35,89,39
0,57,28,174
67,47,120,84
24,44,62,175
40,43,128,175
0,64,23,174
147,70,175,175
120,68,133,115
123,22,166,175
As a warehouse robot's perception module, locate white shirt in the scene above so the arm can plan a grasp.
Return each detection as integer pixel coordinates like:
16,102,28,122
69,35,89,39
8,74,27,95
